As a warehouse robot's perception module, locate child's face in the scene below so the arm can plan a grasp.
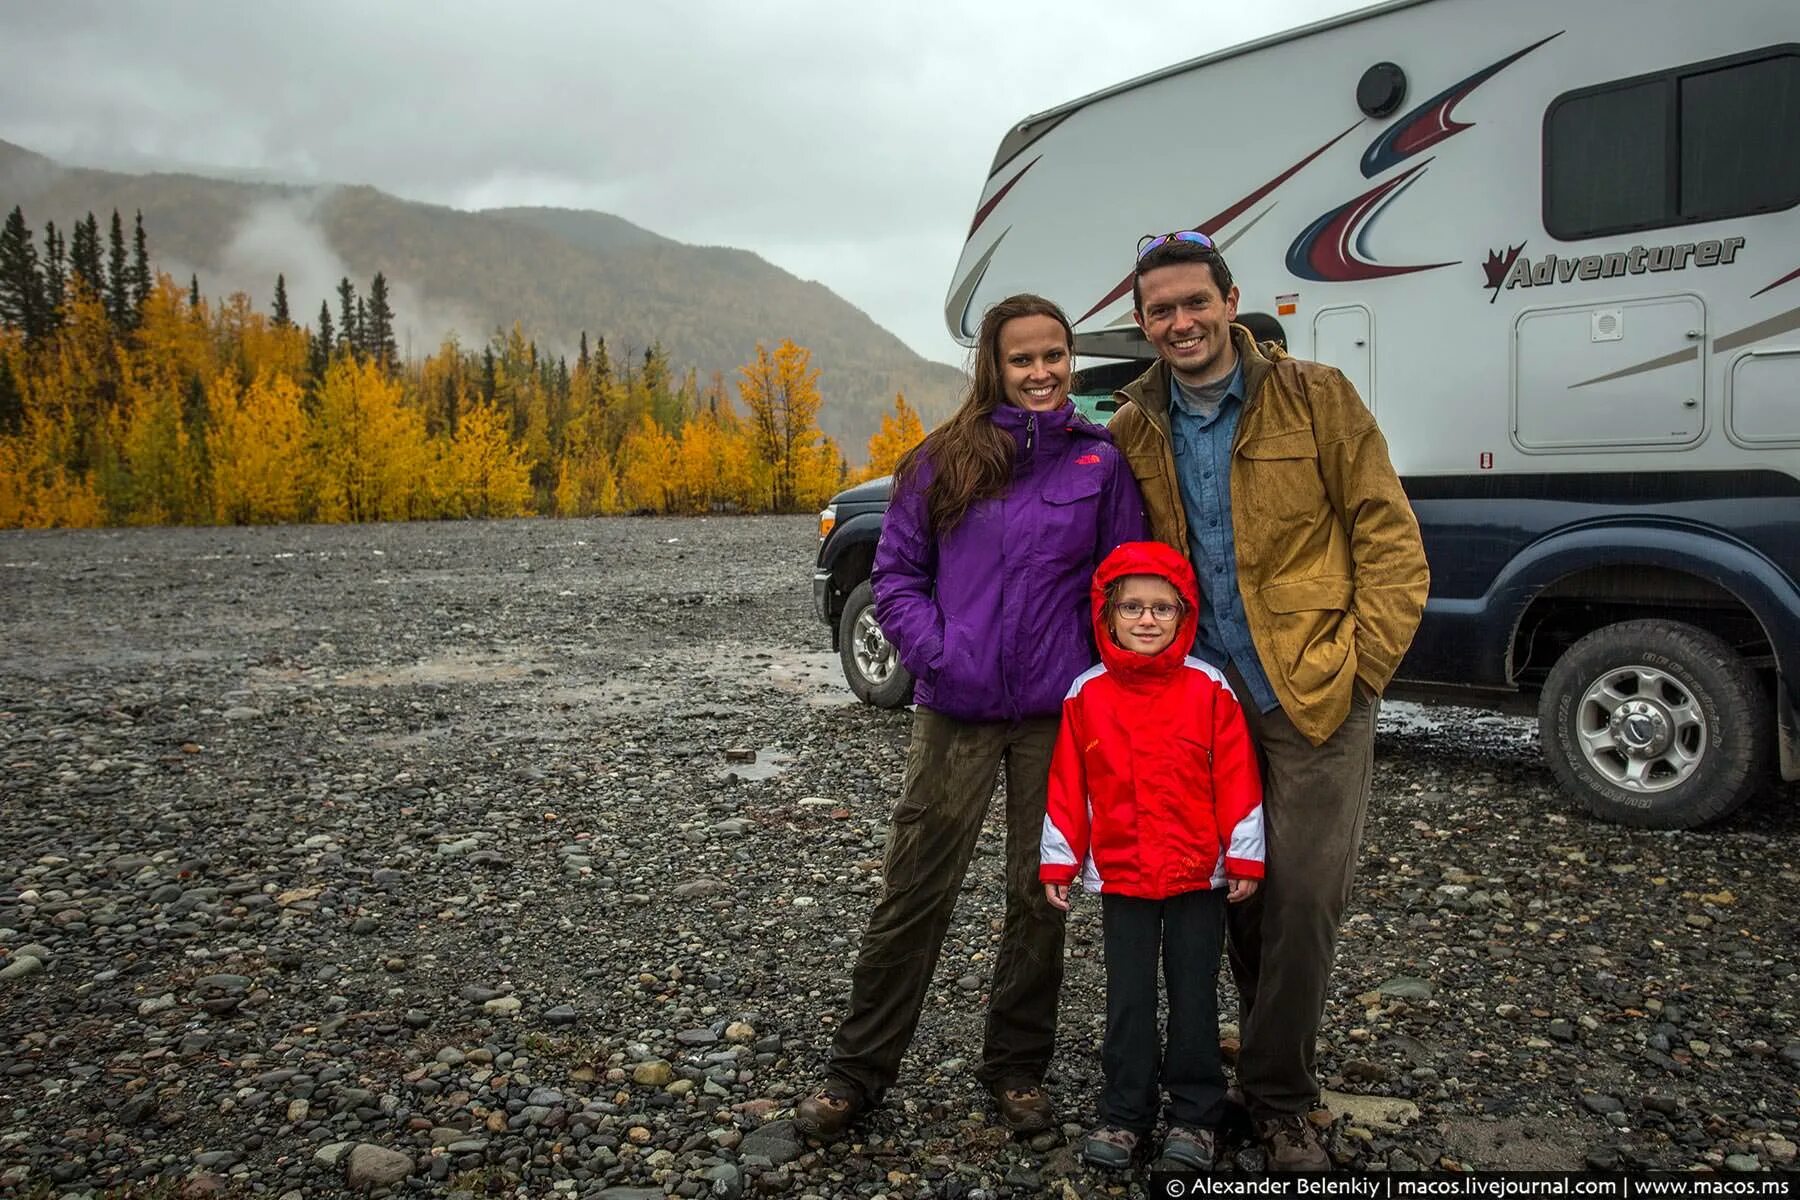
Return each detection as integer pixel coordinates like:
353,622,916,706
1109,574,1184,656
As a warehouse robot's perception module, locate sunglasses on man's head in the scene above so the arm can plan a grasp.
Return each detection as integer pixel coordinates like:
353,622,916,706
1136,230,1217,258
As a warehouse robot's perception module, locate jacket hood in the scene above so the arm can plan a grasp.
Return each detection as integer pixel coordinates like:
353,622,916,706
1091,540,1200,678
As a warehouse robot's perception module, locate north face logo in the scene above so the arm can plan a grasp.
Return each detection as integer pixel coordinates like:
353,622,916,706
1076,454,1101,465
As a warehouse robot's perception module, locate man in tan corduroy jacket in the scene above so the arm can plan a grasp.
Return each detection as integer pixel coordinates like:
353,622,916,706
1108,233,1429,1170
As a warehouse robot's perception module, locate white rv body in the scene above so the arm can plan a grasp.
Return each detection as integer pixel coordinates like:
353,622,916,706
947,0,1799,480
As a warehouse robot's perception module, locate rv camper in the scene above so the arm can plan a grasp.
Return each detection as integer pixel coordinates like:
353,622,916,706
944,0,1800,829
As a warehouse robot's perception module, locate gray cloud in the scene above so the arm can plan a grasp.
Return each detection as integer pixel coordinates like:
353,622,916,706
1,0,1358,363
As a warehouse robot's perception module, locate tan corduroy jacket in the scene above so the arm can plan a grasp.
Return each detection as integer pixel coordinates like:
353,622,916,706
1108,325,1429,745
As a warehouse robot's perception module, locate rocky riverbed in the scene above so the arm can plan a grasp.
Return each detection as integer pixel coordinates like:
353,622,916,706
1,516,1795,1198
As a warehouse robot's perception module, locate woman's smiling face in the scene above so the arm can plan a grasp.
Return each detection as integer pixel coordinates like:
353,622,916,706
997,313,1072,412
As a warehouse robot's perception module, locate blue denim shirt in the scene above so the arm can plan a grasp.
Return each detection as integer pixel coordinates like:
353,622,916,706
1169,364,1281,713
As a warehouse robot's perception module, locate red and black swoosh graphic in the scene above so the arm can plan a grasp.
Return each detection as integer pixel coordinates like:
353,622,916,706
1360,32,1562,178
1074,120,1362,326
967,156,1041,240
1284,162,1457,282
1752,266,1800,298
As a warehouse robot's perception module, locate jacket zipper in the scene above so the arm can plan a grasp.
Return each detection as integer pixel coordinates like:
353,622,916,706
1025,412,1036,453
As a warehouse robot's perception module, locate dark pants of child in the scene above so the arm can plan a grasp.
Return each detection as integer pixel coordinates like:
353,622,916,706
1099,887,1229,1134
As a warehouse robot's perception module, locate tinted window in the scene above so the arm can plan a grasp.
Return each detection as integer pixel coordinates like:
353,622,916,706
1680,55,1800,219
1545,81,1669,237
1544,47,1800,239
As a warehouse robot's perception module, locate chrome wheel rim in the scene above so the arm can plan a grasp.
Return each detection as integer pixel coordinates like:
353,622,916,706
851,608,898,685
1574,664,1707,793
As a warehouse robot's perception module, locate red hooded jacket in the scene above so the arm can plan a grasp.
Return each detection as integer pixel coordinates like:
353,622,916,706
1039,541,1264,898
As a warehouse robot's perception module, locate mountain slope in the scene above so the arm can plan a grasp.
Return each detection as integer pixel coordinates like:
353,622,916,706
0,140,966,448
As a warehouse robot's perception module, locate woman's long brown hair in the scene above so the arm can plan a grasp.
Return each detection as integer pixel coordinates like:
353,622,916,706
896,293,1075,536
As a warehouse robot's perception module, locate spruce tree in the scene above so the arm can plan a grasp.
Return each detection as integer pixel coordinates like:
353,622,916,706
353,296,368,360
272,274,291,327
312,300,334,379
189,274,201,311
335,277,357,355
41,220,66,318
578,330,590,373
0,206,49,339
481,344,496,403
70,214,104,296
130,210,152,313
365,272,397,368
106,209,130,329
0,355,21,435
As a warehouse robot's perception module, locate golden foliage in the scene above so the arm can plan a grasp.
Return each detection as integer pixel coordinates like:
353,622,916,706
442,398,533,519
310,356,433,522
860,392,925,481
0,254,877,526
207,371,309,524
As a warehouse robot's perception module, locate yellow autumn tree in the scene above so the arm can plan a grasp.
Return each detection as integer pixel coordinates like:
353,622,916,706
207,371,310,524
0,411,106,528
616,413,680,513
793,434,847,512
441,397,533,518
310,356,433,522
674,407,759,513
861,392,925,481
117,372,204,526
737,338,826,512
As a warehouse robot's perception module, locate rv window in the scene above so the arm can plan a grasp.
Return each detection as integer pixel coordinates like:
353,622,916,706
1544,46,1800,239
1679,56,1800,221
1544,82,1669,238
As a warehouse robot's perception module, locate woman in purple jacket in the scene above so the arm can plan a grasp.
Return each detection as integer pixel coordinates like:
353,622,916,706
795,294,1146,1139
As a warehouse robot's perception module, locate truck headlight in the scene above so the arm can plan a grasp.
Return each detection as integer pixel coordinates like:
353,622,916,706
818,506,836,541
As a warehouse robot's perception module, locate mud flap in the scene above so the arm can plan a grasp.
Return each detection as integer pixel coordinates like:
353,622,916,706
1779,678,1800,783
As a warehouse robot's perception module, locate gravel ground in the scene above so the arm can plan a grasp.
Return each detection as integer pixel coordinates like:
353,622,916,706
1,516,1796,1199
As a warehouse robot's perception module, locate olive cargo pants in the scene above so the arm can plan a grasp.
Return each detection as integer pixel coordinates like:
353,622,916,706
1224,671,1380,1118
826,707,1065,1105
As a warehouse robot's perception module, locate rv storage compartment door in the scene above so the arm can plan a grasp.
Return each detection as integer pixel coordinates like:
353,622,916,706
1727,349,1800,447
1313,306,1374,411
1513,295,1705,450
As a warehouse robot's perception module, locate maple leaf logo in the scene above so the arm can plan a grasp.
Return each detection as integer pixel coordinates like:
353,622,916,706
1483,242,1526,301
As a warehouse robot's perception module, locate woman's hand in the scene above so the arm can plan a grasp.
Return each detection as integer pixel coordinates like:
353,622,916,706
1044,883,1070,911
1227,877,1259,903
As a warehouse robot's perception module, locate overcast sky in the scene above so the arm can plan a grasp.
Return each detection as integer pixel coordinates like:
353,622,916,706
1,0,1362,366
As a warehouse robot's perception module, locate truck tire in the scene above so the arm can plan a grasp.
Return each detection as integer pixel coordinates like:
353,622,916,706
838,581,913,708
1537,619,1769,829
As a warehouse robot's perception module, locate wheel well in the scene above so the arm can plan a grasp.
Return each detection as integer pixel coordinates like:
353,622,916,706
1510,565,1775,690
826,542,875,626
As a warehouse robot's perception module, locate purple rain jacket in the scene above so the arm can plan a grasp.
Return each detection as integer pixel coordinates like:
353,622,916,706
871,400,1147,724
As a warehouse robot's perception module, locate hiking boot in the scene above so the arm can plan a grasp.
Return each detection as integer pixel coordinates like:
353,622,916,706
793,1079,865,1141
1080,1125,1139,1171
1155,1125,1217,1171
1255,1112,1330,1171
989,1081,1055,1133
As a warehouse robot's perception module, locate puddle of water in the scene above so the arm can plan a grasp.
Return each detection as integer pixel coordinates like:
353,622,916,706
367,726,456,749
715,748,794,782
762,649,859,709
1380,701,1535,739
334,655,535,687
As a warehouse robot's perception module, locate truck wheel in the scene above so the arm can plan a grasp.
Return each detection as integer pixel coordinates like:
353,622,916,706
1537,619,1769,829
838,581,913,708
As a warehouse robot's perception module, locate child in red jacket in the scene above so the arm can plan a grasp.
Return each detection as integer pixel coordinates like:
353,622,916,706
1040,540,1264,1172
